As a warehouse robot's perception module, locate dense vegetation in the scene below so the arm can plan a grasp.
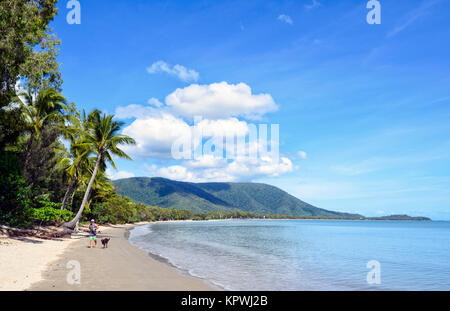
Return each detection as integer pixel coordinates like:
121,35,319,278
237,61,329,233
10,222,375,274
1,0,63,227
0,1,138,229
113,177,364,219
85,193,363,224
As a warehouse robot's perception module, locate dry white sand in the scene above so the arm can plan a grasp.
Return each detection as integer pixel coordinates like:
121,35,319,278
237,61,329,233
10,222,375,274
15,224,215,291
0,235,76,291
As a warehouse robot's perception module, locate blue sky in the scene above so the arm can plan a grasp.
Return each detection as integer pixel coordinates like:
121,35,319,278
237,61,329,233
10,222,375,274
51,0,450,219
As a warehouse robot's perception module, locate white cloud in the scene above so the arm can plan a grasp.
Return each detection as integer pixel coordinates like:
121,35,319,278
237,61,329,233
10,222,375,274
277,14,293,25
120,112,293,182
115,80,291,182
120,113,254,160
116,82,277,121
147,61,199,82
298,151,307,159
145,156,294,183
305,0,321,10
148,97,163,107
165,82,277,120
120,113,279,163
106,168,135,180
121,113,191,159
147,164,197,182
196,117,249,137
186,155,227,169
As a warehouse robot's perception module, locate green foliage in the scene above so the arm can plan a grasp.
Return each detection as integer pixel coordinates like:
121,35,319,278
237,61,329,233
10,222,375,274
91,194,140,224
0,0,61,108
30,203,73,225
63,110,136,229
0,108,26,150
113,177,363,218
21,125,67,200
0,0,61,158
89,194,193,224
16,87,67,137
86,190,362,224
135,203,156,222
0,152,33,227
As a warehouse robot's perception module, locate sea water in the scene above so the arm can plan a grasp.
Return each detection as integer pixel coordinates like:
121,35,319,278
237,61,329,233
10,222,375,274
129,219,450,290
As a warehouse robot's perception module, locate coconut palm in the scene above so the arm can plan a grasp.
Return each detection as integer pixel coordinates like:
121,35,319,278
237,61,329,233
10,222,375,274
63,111,135,229
15,87,67,169
63,154,98,211
57,145,91,210
66,155,111,211
58,109,92,210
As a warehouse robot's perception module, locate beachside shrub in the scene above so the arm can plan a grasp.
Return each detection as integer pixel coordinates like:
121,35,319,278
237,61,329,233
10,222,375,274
30,202,74,225
91,194,140,224
135,203,157,222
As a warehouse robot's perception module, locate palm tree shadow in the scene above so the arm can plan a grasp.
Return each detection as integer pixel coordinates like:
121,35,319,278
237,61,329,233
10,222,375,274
8,236,44,244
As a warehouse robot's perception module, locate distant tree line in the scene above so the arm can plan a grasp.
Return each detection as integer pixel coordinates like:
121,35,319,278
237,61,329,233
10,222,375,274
84,193,366,224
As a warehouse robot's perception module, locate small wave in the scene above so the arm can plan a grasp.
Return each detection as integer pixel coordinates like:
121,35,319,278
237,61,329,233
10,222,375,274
128,223,225,289
126,220,450,290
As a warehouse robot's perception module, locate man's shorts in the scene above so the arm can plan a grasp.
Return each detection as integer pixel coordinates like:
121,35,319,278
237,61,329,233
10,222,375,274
89,236,96,240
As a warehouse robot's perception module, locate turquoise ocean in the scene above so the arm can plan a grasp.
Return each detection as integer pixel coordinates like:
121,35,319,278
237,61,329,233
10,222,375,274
129,219,450,290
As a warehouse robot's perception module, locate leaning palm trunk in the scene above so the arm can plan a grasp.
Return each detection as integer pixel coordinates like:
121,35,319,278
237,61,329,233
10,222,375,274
61,162,81,210
63,154,101,229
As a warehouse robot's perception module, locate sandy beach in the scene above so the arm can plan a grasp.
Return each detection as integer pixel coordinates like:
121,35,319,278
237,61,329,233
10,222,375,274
0,224,214,291
0,234,77,291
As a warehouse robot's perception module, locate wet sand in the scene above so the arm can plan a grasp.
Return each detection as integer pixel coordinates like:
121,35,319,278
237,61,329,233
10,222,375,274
28,224,215,291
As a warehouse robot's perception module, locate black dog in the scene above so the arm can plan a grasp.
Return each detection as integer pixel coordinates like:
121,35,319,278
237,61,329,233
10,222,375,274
101,238,110,248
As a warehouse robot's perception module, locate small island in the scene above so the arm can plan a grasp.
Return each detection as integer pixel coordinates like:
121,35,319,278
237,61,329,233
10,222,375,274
366,214,431,221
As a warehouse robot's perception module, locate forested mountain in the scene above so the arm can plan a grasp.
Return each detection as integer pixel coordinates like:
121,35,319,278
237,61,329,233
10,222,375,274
113,177,363,218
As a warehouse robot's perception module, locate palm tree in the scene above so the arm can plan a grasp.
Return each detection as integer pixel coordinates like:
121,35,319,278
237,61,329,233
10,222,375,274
57,145,91,210
63,111,135,229
63,154,97,211
65,155,111,211
89,169,115,201
15,87,67,169
58,109,92,210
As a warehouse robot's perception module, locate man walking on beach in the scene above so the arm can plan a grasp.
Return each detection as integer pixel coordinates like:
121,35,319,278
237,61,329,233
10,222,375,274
89,219,99,248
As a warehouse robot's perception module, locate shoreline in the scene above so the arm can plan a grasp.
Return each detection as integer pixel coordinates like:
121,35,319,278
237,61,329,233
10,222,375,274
28,223,215,291
1,223,215,291
1,218,435,291
127,222,231,291
125,223,223,290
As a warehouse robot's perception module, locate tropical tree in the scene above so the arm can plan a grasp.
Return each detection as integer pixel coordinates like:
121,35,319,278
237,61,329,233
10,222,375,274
57,145,89,210
58,108,92,210
0,0,61,109
88,170,115,202
63,111,135,229
15,87,67,169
